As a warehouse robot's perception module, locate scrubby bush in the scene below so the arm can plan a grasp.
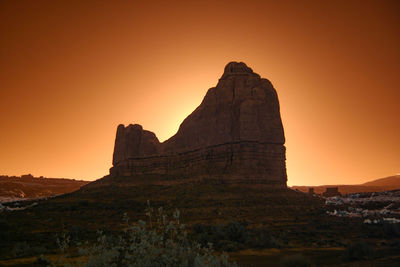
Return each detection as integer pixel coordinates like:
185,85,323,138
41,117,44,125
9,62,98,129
0,217,10,230
54,201,237,266
248,228,280,248
280,254,312,267
225,221,247,243
192,221,249,251
69,225,85,241
36,254,52,265
0,218,11,241
11,242,31,257
194,222,281,250
10,240,48,258
78,200,89,207
383,222,400,237
343,241,374,261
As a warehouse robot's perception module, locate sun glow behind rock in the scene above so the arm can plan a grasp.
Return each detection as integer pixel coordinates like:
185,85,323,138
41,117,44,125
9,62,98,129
0,1,399,185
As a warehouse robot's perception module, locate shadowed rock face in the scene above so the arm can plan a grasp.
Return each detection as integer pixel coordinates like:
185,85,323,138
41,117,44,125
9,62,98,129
111,62,287,187
113,124,160,164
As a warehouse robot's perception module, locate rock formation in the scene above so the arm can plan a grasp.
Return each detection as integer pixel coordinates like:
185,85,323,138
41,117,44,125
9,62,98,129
110,62,287,187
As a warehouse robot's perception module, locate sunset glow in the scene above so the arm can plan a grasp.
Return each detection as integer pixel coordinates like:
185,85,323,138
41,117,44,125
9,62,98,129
0,0,399,185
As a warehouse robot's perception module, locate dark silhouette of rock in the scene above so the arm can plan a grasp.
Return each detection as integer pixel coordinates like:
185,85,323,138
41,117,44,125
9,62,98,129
113,124,159,165
110,62,287,187
323,187,341,197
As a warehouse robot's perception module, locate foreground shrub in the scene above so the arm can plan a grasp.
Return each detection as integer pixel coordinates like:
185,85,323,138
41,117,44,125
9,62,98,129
36,254,52,265
53,201,237,267
343,241,374,261
280,254,312,267
224,221,247,243
11,242,30,257
248,228,280,248
194,222,281,250
11,241,48,258
0,218,12,243
383,222,400,237
193,221,249,251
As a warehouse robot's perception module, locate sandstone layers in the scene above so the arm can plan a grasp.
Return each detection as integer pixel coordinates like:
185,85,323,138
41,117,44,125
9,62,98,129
110,62,287,187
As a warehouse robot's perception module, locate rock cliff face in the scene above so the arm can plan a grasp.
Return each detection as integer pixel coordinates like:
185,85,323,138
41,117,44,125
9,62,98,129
110,62,287,187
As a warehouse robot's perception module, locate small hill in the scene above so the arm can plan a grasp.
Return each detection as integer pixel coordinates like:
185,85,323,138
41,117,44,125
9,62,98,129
292,175,400,195
362,175,400,187
0,175,89,202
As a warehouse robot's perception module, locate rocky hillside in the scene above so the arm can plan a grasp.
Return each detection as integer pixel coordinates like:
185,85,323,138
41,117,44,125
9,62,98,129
0,175,89,202
362,175,400,187
292,175,400,194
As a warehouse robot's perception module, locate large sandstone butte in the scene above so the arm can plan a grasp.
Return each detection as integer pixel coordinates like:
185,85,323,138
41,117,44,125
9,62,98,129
110,62,287,187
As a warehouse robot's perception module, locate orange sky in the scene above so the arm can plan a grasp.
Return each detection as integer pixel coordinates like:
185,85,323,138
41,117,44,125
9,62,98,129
0,0,399,185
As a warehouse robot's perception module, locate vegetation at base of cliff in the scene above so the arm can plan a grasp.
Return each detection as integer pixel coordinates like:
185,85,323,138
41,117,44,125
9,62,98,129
193,221,283,251
280,254,312,267
46,201,237,267
2,184,400,266
343,241,374,261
